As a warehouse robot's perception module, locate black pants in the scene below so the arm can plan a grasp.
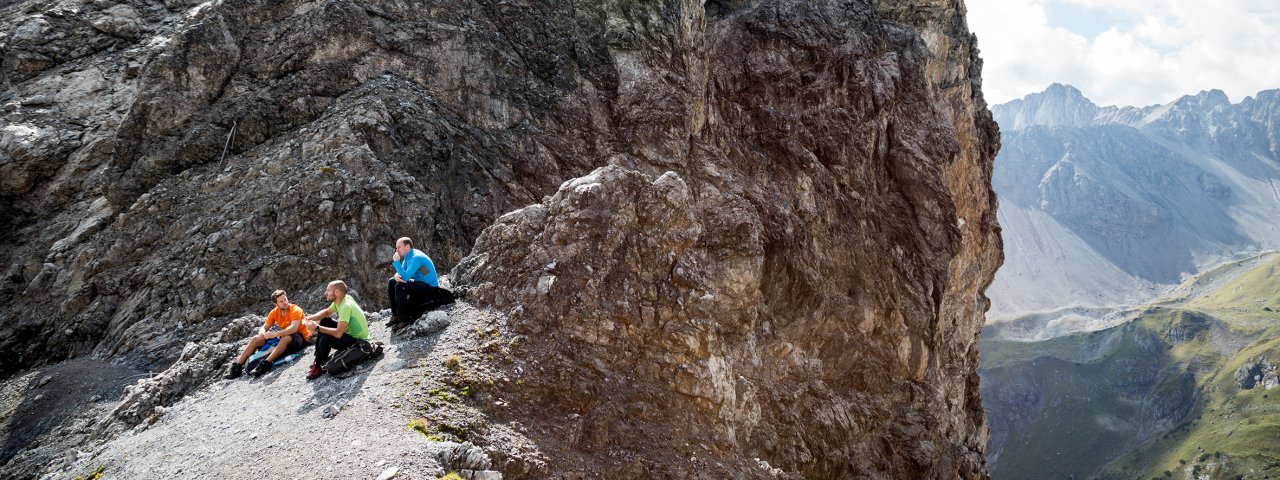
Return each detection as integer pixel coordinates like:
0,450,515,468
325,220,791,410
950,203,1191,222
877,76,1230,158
387,278,455,322
314,317,357,365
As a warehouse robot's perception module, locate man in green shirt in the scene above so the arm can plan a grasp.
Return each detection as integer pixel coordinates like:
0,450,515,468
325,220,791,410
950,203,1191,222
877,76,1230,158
301,280,369,380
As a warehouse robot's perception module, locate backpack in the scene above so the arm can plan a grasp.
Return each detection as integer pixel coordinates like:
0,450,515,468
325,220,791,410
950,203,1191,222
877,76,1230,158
324,340,383,375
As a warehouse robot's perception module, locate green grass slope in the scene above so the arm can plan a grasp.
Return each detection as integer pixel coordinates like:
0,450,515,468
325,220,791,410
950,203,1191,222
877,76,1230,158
981,254,1280,480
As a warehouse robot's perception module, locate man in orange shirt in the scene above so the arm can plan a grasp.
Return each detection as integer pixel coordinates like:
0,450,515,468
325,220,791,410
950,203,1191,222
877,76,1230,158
226,289,312,378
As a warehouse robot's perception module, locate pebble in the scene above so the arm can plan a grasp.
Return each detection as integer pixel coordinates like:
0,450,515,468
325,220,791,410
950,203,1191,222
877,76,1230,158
376,467,400,480
38,376,52,387
323,404,341,418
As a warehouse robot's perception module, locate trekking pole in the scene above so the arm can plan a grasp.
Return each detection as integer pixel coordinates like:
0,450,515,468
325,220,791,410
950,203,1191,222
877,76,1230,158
217,120,238,170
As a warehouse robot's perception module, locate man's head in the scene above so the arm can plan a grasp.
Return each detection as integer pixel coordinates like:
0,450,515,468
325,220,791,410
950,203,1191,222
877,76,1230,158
324,280,347,302
395,237,413,258
271,289,289,309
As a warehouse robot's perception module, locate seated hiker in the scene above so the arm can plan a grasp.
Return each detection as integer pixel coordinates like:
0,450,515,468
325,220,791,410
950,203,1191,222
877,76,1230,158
386,236,454,332
227,289,312,379
301,280,370,380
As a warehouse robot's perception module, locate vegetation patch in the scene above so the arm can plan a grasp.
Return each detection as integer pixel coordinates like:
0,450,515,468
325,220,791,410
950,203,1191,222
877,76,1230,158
983,255,1280,479
73,465,106,480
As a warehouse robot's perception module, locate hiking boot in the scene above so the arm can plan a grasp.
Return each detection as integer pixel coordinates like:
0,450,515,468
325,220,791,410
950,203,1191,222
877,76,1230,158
306,364,325,381
384,315,400,327
251,360,273,377
225,362,244,379
390,320,409,333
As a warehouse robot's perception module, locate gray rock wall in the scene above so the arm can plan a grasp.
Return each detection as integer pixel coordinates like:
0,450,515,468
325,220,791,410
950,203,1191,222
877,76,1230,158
457,1,1000,477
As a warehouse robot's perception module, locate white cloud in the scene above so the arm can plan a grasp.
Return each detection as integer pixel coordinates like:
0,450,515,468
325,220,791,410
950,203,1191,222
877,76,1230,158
965,0,1280,107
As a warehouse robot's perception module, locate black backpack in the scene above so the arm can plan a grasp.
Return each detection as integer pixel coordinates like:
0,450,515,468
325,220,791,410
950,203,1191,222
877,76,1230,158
324,340,383,375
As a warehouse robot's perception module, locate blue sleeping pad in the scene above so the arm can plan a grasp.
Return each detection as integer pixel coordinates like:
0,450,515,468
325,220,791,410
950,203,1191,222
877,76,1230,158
244,338,304,372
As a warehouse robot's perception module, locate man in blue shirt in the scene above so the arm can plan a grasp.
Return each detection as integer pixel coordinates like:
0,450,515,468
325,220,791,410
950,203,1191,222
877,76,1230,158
387,237,454,331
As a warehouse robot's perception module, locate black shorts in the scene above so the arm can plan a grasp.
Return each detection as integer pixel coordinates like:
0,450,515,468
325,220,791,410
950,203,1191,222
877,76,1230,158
283,332,310,355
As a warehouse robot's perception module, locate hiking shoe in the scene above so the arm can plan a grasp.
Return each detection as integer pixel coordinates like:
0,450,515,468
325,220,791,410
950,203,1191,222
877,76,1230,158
251,360,273,377
390,320,409,333
225,362,243,379
384,315,400,327
306,364,325,381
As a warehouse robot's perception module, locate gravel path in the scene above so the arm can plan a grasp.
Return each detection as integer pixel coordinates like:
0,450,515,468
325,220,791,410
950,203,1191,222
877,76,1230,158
47,302,515,480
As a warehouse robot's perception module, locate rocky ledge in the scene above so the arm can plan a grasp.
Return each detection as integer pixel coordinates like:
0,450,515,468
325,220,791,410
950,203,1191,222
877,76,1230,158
1,0,1000,478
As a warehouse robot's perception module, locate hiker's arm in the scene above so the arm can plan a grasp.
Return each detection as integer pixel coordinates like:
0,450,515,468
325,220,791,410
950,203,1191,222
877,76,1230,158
392,256,410,282
397,254,426,282
278,319,301,336
304,307,333,323
317,320,349,338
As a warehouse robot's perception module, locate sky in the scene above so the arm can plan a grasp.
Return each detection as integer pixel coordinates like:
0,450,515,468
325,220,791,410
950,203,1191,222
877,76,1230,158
965,0,1280,107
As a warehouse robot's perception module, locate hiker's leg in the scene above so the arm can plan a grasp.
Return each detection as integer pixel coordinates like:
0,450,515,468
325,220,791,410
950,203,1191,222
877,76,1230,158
314,317,339,364
402,281,431,321
331,333,359,353
421,286,454,313
315,335,333,365
266,334,291,362
387,277,401,319
284,333,308,355
236,333,267,364
316,333,359,365
392,281,419,319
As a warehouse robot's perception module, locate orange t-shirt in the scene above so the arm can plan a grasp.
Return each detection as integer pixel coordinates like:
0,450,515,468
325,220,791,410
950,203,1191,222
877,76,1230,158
265,304,309,340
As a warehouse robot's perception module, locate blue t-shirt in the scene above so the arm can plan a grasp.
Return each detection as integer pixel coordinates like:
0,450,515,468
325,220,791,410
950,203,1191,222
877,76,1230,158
394,248,439,286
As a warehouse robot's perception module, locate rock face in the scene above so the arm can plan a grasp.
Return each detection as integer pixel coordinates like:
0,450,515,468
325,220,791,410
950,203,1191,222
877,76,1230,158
456,2,1001,476
987,84,1280,325
1,0,999,477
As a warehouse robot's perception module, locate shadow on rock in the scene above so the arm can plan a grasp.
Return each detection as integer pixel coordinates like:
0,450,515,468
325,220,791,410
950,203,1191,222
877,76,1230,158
0,358,140,477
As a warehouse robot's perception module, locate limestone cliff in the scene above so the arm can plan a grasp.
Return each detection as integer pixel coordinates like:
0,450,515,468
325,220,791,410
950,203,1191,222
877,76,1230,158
1,0,999,477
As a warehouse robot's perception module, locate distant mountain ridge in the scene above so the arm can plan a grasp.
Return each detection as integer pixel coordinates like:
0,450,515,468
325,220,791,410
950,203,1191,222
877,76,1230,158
987,84,1280,331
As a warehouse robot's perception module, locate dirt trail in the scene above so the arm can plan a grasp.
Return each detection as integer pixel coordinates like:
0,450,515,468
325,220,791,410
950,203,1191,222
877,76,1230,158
38,302,512,480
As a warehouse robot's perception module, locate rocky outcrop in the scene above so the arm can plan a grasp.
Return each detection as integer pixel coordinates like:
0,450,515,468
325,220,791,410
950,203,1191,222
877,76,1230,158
1235,357,1278,390
92,315,255,439
1,0,999,477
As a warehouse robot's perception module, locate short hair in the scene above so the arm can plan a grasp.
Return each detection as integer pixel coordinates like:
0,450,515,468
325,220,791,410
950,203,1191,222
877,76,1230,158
271,290,287,302
397,237,413,248
328,280,348,294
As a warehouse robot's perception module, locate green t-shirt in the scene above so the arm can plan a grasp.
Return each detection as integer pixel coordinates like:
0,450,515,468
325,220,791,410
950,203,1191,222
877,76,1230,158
330,294,369,340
